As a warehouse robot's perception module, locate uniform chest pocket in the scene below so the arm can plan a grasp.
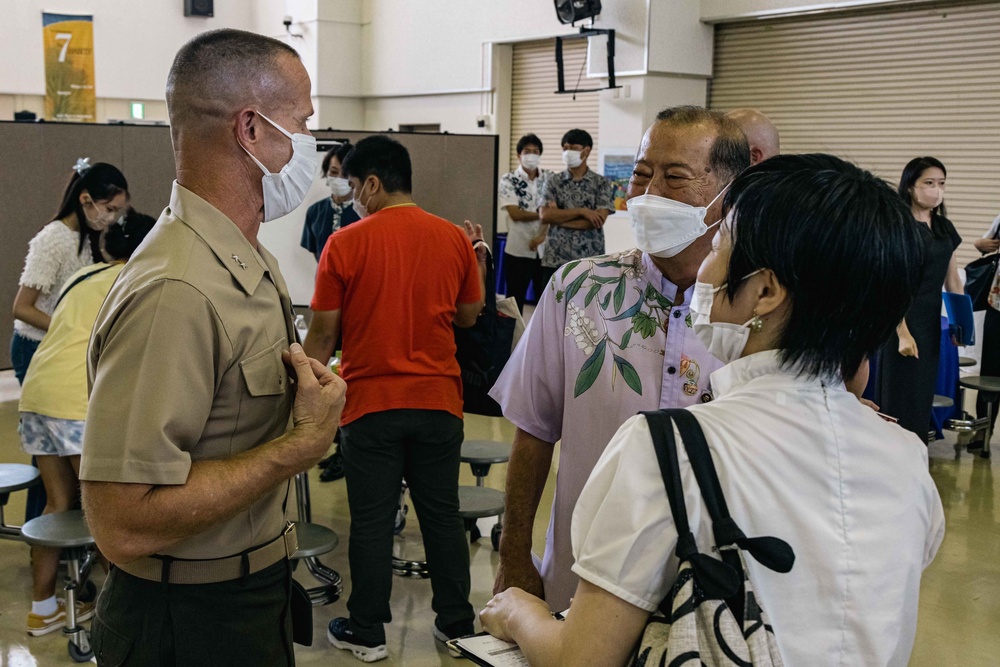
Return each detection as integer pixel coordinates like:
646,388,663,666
240,339,288,397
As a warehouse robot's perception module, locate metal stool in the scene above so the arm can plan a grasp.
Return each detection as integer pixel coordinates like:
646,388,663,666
947,376,1000,459
460,440,511,550
956,357,978,417
293,472,342,606
20,510,97,662
0,463,41,540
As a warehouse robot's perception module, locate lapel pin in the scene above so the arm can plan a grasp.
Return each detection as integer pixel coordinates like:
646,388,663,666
232,254,247,270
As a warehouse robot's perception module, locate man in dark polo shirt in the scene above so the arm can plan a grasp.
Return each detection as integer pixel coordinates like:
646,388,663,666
305,135,486,663
80,30,345,666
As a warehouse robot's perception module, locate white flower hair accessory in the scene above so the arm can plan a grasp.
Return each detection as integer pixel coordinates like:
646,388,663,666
73,157,92,175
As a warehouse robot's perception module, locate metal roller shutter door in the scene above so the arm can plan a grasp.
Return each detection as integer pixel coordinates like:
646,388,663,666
510,39,600,174
710,1,1000,265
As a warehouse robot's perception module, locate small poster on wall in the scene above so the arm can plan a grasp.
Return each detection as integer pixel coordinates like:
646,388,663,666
42,13,96,123
600,148,637,211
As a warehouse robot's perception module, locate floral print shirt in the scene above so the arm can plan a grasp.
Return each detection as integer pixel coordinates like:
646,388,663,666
489,248,722,610
539,168,615,269
499,165,554,259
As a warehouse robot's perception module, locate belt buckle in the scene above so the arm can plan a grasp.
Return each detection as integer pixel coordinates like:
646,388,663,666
283,521,299,559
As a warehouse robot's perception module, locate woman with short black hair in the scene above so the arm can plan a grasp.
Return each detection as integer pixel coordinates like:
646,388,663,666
876,156,963,441
480,154,944,667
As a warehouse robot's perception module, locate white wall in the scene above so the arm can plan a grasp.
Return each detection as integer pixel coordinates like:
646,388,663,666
649,0,713,76
361,1,647,97
0,0,266,100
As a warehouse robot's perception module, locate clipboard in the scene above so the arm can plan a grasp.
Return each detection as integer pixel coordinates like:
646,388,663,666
449,634,530,667
448,610,567,666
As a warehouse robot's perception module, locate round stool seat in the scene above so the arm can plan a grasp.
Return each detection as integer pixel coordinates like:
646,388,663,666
959,356,977,368
958,376,1000,394
460,440,512,465
458,486,505,519
933,395,955,409
291,522,339,559
0,463,41,494
20,510,93,549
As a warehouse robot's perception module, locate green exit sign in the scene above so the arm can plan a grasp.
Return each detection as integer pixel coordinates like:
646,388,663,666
130,102,145,120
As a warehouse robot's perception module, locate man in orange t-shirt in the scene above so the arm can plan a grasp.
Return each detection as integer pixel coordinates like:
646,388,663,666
305,135,486,663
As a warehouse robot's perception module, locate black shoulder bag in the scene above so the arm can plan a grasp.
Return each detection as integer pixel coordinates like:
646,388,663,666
631,409,795,667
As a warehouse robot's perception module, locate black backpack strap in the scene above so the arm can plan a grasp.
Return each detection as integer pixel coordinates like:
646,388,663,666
54,265,114,309
641,411,742,600
668,409,795,575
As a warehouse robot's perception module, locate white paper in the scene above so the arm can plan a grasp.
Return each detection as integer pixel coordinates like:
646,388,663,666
454,634,531,667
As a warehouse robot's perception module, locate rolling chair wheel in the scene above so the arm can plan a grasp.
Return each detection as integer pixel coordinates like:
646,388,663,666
68,636,93,663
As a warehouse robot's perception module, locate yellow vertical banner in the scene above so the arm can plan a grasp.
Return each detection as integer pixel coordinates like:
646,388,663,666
42,13,96,123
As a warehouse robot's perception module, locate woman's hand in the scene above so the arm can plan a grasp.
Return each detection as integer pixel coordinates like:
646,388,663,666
975,238,1000,254
480,587,551,643
898,332,919,358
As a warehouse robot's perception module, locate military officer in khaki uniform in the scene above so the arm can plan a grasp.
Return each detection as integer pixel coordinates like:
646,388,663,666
80,29,345,666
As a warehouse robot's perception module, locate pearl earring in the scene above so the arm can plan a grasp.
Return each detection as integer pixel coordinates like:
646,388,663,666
749,311,764,334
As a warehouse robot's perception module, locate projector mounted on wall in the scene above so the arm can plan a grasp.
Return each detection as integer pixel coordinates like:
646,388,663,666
555,27,621,96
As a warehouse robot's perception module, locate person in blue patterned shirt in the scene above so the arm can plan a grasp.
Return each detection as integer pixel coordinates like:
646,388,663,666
538,129,615,288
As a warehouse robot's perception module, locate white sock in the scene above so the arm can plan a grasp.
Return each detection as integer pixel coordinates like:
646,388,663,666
31,596,58,617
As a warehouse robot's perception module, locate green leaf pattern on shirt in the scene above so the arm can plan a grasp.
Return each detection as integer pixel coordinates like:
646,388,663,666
558,251,686,398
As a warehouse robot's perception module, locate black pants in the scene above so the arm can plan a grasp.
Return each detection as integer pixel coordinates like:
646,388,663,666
503,253,545,313
341,409,474,643
977,307,1000,434
92,560,293,666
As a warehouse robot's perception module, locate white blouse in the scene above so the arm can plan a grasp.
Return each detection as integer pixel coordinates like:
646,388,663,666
571,350,945,667
16,221,94,341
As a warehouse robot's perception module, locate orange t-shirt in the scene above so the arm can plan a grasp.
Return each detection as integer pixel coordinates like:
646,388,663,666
311,204,482,425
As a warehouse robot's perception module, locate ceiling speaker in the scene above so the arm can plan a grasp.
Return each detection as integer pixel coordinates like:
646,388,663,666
184,0,213,18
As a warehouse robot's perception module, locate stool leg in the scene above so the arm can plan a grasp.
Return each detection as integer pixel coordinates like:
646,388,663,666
295,473,311,523
984,400,994,459
64,556,80,632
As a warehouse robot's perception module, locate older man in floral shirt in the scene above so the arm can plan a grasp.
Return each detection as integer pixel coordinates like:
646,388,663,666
490,106,751,611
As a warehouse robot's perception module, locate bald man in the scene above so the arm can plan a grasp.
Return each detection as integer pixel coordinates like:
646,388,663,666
725,108,780,165
81,30,345,665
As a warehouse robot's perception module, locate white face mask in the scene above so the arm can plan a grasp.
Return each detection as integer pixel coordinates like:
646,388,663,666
240,111,318,222
327,176,353,199
627,185,729,259
520,154,541,171
562,149,583,169
352,181,372,219
84,201,120,231
688,271,762,364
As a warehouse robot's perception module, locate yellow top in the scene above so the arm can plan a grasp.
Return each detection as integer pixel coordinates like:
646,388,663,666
19,263,124,421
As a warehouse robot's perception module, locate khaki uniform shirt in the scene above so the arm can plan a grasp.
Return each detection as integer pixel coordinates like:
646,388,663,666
80,182,296,560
